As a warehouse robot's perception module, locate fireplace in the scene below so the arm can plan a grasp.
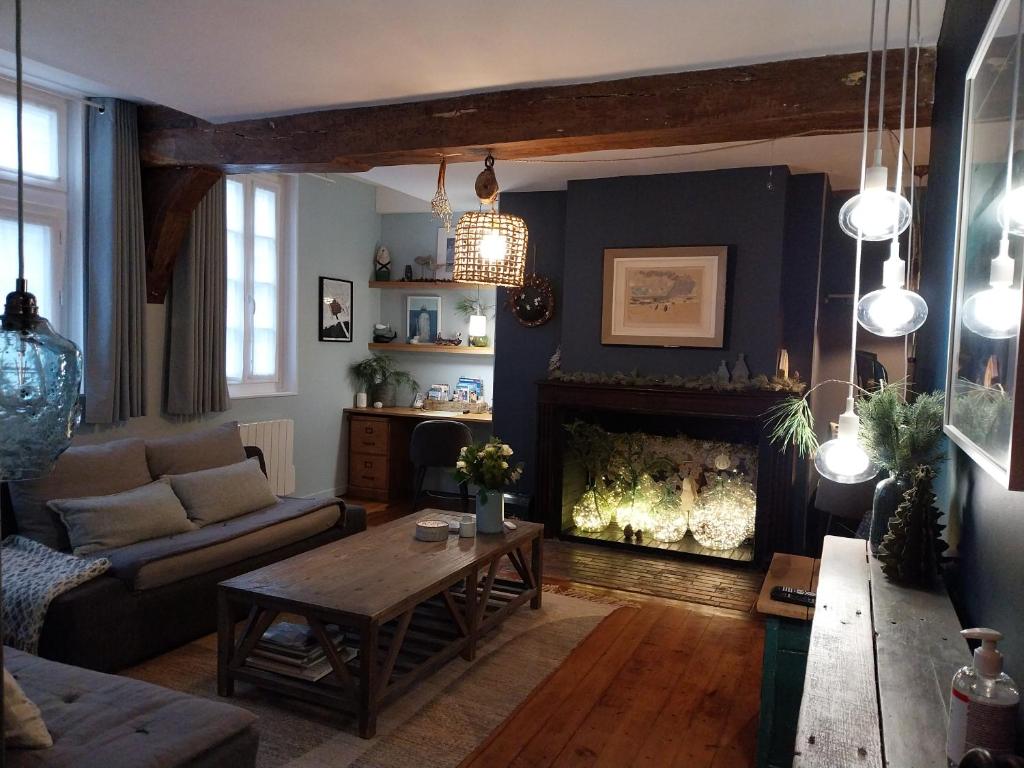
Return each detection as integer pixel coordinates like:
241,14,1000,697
536,380,797,568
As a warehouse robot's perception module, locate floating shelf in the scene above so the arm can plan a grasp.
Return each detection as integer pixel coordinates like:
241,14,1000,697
368,281,491,291
368,343,494,356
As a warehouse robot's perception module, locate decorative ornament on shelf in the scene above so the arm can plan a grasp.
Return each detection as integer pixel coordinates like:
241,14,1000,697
0,0,82,482
689,473,757,550
876,465,948,585
430,156,453,232
732,353,750,384
374,245,392,282
715,360,730,385
453,154,528,287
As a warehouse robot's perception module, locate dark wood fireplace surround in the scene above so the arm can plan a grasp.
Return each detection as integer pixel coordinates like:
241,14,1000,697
536,380,798,568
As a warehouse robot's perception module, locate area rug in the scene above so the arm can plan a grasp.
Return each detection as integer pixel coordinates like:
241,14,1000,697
123,591,618,768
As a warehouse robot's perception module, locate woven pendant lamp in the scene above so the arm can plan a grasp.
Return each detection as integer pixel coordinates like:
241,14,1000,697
453,155,528,287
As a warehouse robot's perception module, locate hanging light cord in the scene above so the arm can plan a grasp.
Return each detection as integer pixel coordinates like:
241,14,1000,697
849,0,878,397
874,0,891,157
1003,0,1024,243
905,0,922,382
15,0,24,287
893,0,911,196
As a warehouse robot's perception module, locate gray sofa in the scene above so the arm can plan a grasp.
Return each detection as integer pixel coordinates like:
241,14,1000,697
1,422,366,672
5,647,258,767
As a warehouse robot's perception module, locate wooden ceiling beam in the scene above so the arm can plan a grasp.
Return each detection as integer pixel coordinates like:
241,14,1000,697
138,48,935,173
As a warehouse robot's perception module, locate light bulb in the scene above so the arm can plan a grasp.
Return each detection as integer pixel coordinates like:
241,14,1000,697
963,236,1021,340
838,163,912,241
468,314,487,338
998,185,1024,237
814,399,877,484
857,287,928,336
479,230,507,262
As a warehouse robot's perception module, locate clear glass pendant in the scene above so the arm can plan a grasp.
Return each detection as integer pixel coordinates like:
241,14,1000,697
856,241,928,336
839,163,912,242
963,237,1022,340
814,398,877,484
0,284,82,481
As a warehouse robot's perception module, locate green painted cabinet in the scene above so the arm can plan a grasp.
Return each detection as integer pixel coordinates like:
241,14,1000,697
756,616,811,768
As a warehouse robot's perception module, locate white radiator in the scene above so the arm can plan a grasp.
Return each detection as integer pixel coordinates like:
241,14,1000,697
238,419,296,496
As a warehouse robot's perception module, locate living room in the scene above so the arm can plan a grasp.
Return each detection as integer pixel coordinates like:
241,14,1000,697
1,1,1023,767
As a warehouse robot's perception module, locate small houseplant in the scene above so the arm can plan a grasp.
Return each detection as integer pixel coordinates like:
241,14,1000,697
453,437,524,533
348,354,418,408
455,295,493,348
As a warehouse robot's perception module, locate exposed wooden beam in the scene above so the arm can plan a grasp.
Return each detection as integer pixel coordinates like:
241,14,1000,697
143,166,222,303
138,49,934,173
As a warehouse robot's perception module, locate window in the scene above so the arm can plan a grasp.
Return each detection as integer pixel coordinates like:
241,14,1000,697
225,174,296,398
0,80,78,341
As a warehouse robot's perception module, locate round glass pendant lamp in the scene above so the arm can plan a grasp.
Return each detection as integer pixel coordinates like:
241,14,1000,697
814,398,877,484
856,241,928,336
839,160,912,242
963,237,1023,339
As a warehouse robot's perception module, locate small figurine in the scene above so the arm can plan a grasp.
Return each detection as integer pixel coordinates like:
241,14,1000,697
716,360,731,385
634,529,644,543
414,254,434,280
374,245,392,281
623,524,634,542
733,353,750,384
403,265,413,281
372,323,397,343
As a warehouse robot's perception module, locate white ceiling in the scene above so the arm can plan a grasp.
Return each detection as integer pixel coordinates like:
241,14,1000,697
0,0,944,206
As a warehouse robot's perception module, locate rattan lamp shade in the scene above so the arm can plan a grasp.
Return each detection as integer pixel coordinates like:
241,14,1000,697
452,210,528,287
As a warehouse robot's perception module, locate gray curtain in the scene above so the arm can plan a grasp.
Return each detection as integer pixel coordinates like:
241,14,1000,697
164,179,230,416
84,98,146,424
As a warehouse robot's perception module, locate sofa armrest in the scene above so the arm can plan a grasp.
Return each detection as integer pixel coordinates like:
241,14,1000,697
243,445,267,477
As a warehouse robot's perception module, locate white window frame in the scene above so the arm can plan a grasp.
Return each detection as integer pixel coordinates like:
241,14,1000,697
227,173,297,399
0,79,67,191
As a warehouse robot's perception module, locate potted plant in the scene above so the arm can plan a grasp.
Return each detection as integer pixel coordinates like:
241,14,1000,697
453,437,524,533
455,295,494,348
348,354,418,408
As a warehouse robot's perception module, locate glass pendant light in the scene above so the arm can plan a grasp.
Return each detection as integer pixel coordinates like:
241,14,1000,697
964,1,1024,339
857,241,928,336
0,0,82,481
838,0,912,242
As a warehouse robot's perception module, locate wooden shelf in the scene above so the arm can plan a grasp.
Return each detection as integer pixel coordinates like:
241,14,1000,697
369,281,491,291
368,343,494,356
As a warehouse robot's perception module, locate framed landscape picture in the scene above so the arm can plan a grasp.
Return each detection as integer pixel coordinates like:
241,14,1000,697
407,296,441,342
601,246,727,348
319,276,353,342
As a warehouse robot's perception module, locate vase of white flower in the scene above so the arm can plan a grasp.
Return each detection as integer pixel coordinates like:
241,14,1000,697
453,437,524,534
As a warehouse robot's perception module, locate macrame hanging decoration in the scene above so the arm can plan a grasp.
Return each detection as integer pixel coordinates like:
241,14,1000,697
431,156,453,231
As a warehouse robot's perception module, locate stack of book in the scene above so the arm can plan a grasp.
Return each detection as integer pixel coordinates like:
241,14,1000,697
247,621,357,682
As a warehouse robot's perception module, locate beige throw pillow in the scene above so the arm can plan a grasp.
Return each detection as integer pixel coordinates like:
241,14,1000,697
145,421,246,477
48,479,197,556
165,458,278,527
4,669,52,749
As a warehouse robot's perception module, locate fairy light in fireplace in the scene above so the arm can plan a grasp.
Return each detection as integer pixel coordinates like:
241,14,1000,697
689,473,757,550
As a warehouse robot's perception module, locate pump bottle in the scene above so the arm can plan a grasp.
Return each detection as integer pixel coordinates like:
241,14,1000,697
947,628,1019,766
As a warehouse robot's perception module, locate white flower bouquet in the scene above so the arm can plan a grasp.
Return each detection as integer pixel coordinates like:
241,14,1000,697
453,437,524,504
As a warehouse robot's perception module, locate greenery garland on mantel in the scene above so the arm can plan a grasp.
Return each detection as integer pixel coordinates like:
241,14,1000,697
548,369,806,394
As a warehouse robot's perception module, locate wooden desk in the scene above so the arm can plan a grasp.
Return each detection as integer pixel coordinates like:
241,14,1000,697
793,536,968,768
343,407,491,501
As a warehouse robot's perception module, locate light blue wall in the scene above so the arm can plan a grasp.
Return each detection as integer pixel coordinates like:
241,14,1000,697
377,212,496,405
76,174,381,498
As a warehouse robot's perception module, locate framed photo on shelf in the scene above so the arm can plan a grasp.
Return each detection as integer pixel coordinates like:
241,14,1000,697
319,276,353,342
601,246,728,348
436,228,456,271
407,296,441,342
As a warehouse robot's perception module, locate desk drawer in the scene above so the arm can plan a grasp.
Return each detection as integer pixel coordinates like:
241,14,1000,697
350,453,388,490
351,418,389,455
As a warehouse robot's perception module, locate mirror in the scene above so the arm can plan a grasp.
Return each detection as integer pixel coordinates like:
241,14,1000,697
506,274,555,327
946,0,1024,488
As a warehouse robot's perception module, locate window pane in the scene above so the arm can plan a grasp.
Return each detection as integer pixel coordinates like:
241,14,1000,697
0,94,60,180
252,330,277,378
253,187,276,238
227,231,244,282
226,179,244,232
225,327,243,382
0,216,55,321
253,235,277,284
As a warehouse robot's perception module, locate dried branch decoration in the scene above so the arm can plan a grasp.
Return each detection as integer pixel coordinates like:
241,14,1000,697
431,156,453,231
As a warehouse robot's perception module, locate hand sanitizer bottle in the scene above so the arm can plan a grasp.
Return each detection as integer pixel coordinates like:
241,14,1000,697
947,628,1019,766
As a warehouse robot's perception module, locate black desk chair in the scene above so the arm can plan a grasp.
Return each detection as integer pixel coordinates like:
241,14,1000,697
410,420,474,513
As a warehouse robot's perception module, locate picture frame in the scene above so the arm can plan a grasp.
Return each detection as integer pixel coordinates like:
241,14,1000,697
318,276,353,342
436,228,456,271
601,246,728,348
407,296,441,343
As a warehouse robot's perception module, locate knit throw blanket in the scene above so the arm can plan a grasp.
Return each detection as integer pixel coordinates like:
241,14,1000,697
2,536,111,654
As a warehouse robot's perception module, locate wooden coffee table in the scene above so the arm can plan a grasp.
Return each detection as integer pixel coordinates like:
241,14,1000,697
217,510,544,738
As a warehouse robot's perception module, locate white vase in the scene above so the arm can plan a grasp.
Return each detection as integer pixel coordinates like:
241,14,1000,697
476,490,505,534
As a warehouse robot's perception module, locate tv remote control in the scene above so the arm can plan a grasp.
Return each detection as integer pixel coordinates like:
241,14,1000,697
770,585,816,607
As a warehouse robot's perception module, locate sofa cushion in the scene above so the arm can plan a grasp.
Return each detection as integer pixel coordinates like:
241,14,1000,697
100,497,343,590
4,647,257,768
7,438,153,551
48,480,197,556
145,421,246,478
165,458,277,527
3,668,52,749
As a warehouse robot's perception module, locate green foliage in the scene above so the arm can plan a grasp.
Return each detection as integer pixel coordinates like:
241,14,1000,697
858,384,944,475
765,396,818,458
453,437,524,502
876,465,948,585
454,295,494,319
954,379,1012,448
348,354,419,391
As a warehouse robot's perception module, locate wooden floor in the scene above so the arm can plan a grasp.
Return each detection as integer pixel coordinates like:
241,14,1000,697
460,602,764,768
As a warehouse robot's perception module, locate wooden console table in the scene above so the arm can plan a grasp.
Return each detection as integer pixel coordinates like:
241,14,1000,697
344,407,492,502
793,536,968,767
217,510,543,738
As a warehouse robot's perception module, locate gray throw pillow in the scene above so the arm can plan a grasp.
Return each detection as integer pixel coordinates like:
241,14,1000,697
7,438,153,551
145,421,246,478
3,669,52,749
47,479,196,556
165,458,278,527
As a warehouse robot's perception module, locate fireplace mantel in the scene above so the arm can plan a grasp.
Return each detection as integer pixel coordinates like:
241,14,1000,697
535,379,798,568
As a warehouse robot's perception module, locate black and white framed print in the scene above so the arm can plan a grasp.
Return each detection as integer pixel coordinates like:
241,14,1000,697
319,276,353,342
